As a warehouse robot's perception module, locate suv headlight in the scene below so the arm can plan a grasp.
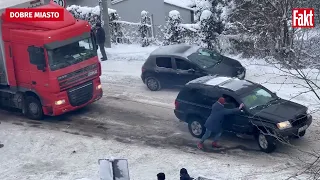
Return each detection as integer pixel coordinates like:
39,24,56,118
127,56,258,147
277,121,292,130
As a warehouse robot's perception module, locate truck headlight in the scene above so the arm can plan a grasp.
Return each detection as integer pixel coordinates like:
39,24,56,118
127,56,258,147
96,84,102,90
277,121,292,130
55,99,65,105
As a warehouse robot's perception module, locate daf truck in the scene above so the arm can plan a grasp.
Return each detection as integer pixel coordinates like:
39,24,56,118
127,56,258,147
0,0,103,119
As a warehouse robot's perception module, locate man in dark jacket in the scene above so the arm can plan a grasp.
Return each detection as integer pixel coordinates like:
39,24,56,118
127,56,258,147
95,22,108,61
197,97,244,150
180,168,193,180
157,172,165,180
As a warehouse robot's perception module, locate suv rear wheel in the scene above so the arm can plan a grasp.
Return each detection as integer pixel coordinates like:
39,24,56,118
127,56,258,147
188,117,205,138
256,130,276,153
145,76,161,91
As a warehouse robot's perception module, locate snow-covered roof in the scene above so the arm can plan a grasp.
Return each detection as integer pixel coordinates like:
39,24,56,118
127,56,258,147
164,0,195,11
0,0,33,9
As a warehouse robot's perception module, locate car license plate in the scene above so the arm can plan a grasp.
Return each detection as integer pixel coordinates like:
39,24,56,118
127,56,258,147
298,125,308,132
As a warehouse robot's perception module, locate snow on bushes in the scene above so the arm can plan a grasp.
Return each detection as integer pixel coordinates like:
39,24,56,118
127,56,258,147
139,10,152,47
67,5,123,43
163,10,185,45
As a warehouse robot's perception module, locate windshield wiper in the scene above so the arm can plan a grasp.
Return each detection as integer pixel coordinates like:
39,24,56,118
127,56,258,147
267,98,280,105
249,104,266,110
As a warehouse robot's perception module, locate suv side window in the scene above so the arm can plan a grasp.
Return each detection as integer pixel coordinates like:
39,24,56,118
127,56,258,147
156,57,172,68
223,95,239,109
175,58,192,70
178,88,205,104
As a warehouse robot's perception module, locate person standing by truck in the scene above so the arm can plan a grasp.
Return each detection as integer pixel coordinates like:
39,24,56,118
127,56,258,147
95,22,108,61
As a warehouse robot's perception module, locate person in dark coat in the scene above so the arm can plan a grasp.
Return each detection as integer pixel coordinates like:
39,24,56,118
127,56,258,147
95,22,108,61
180,168,193,180
197,97,244,150
157,172,165,180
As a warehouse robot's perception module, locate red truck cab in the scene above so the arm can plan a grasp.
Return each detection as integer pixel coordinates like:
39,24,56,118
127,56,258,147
0,2,103,119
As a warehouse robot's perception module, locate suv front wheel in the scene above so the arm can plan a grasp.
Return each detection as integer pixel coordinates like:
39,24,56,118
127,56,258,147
256,131,276,153
188,117,205,138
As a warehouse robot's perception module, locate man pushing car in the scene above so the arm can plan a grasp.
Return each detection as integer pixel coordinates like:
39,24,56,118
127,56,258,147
197,97,244,150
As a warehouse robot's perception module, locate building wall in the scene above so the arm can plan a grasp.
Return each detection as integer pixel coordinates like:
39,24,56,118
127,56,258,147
163,3,193,24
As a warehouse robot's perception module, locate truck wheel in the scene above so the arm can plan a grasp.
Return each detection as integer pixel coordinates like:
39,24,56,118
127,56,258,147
25,96,44,120
188,117,205,138
256,131,276,153
145,77,161,91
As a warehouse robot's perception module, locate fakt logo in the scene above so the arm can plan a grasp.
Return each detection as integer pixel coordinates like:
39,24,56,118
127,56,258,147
292,8,314,28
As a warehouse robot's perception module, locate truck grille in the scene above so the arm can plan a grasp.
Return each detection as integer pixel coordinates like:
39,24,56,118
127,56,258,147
67,81,93,106
292,114,308,126
58,64,98,90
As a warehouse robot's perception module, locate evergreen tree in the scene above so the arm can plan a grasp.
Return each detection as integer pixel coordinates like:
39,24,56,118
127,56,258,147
163,10,184,45
139,10,151,47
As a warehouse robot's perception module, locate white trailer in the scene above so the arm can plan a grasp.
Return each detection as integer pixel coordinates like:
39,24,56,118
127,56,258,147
0,0,44,85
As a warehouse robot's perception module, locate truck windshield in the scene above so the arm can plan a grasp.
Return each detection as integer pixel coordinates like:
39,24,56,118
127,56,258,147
47,38,96,71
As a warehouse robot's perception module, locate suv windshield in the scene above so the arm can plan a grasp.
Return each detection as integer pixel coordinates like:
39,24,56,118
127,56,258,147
47,38,96,71
187,48,222,69
241,87,277,109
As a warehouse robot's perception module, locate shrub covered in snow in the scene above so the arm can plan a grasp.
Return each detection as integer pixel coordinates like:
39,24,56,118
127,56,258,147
163,10,185,45
139,10,152,47
199,10,218,50
66,5,123,43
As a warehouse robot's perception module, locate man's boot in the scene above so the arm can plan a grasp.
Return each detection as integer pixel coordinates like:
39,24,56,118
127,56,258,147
197,142,204,150
212,142,222,148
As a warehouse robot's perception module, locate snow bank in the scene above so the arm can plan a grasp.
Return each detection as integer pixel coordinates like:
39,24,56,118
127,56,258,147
66,5,116,16
180,23,200,32
0,122,306,180
169,10,181,19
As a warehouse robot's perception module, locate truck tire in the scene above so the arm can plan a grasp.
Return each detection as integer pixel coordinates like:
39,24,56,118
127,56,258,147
255,131,276,153
25,96,44,120
188,117,205,138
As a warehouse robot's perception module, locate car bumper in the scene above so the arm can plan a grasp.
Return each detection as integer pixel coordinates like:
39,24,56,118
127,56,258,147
42,79,103,116
141,74,145,84
275,116,312,137
174,109,186,122
237,67,246,79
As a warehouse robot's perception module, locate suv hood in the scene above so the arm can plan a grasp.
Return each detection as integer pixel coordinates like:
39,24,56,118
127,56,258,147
205,56,243,77
249,99,307,123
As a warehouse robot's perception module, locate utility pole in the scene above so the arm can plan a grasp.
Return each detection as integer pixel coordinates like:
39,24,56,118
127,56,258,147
99,0,111,48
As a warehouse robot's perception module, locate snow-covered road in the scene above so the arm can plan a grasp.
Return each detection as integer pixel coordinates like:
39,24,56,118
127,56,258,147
0,44,319,179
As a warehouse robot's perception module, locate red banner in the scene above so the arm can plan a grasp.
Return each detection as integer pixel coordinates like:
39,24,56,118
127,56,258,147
5,8,64,21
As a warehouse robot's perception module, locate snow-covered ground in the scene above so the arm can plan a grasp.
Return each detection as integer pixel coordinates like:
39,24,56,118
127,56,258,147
1,44,320,179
